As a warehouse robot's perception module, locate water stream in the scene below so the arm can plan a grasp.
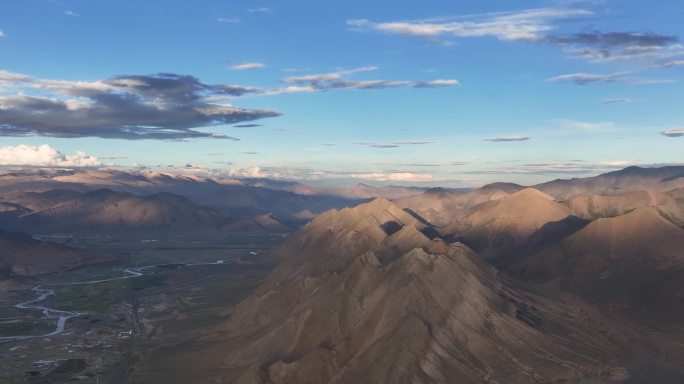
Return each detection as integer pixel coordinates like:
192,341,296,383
0,261,226,341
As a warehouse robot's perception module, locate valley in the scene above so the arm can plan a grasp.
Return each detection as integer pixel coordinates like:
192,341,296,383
0,233,279,383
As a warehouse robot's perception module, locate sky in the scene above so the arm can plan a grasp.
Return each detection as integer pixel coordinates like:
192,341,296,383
0,0,683,187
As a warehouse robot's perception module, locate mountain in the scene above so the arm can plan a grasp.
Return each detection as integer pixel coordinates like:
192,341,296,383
0,232,111,276
535,166,684,199
0,169,359,222
0,189,231,234
222,214,290,233
243,179,430,200
394,184,520,228
141,198,635,383
327,183,429,200
444,188,574,261
563,189,684,226
509,208,684,325
291,209,316,220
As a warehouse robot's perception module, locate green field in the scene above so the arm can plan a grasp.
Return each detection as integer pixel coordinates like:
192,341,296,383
51,279,128,313
0,321,41,336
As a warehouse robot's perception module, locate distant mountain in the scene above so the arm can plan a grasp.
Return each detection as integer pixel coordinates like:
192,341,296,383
0,169,359,222
327,183,430,199
535,166,684,199
222,213,290,233
394,184,518,227
0,189,232,234
156,198,632,383
563,189,684,226
243,179,430,199
0,231,111,276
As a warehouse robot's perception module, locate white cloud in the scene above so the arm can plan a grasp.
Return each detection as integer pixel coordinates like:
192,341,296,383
0,70,30,89
660,128,684,137
280,66,458,92
547,72,629,84
349,8,592,42
483,136,530,142
64,10,79,17
282,66,379,83
355,141,436,148
417,79,460,87
223,166,439,183
629,78,676,85
228,62,266,70
0,144,101,167
657,59,684,68
0,30,4,38
603,98,631,104
226,166,269,178
349,172,437,182
260,85,318,96
600,160,631,167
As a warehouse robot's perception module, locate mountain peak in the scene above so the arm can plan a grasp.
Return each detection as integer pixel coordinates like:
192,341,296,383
506,187,555,202
480,182,524,193
310,197,421,237
423,187,453,197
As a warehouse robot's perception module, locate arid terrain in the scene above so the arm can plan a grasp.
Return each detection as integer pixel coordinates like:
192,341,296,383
3,0,684,381
1,166,684,383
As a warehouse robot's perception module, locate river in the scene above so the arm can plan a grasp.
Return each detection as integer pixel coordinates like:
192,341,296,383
0,260,227,341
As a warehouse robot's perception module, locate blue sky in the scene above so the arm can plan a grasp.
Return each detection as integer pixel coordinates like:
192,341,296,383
0,0,683,186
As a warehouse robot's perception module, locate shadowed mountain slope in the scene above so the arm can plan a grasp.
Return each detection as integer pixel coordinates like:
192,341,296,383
443,188,573,261
0,232,111,276
509,208,684,325
138,198,638,384
0,189,232,234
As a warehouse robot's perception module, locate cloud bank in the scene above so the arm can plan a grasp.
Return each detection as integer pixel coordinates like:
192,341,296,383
0,144,100,167
350,8,684,68
0,71,279,140
225,166,439,183
0,67,458,140
548,31,682,63
349,8,592,42
279,66,458,92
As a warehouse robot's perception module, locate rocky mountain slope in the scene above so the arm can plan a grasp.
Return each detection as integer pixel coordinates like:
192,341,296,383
0,231,111,276
145,199,636,384
509,208,684,325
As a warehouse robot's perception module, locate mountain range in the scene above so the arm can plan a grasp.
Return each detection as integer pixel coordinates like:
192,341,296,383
2,165,684,382
142,195,684,383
